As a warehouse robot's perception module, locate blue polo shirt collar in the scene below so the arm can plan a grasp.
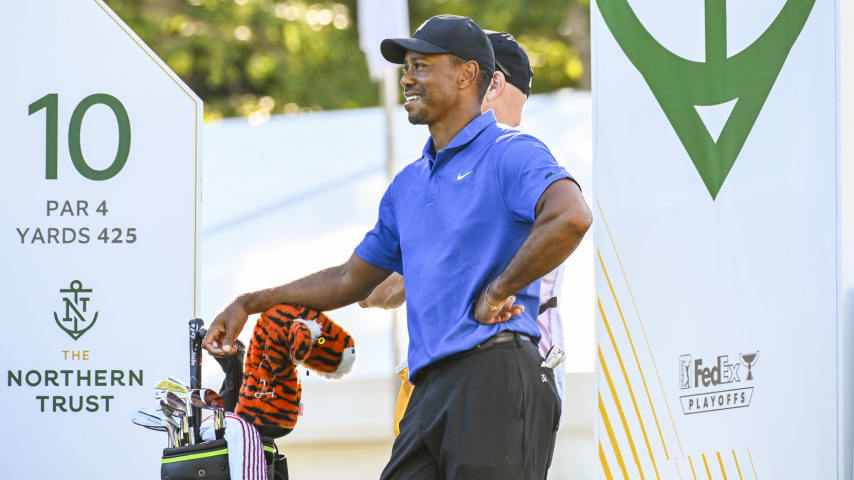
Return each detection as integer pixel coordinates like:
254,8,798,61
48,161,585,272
423,110,497,170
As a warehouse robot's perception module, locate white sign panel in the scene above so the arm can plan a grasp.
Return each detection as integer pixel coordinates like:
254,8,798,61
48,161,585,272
0,1,200,477
593,0,844,478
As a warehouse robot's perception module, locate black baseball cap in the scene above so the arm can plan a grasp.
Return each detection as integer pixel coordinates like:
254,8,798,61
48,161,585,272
381,15,495,77
486,31,534,96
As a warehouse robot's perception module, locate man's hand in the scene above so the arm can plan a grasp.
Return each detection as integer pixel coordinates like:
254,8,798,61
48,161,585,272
203,299,249,357
359,272,406,309
473,285,525,324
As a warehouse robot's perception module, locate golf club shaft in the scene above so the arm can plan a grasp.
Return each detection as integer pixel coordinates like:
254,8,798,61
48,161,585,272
189,318,204,444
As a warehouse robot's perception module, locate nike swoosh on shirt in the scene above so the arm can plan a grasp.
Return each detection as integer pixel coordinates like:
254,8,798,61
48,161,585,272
545,172,554,180
457,171,473,180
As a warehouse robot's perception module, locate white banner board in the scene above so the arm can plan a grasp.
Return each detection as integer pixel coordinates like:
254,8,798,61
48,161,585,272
593,0,848,478
0,1,200,477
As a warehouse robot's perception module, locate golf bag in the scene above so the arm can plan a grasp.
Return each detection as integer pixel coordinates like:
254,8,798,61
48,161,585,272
160,436,288,480
162,319,288,480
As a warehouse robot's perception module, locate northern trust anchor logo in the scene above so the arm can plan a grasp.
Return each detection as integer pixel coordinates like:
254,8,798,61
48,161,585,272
597,0,816,199
54,280,99,340
678,351,758,415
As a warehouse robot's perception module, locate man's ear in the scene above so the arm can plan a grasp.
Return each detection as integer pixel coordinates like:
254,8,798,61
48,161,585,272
484,71,506,102
457,60,479,90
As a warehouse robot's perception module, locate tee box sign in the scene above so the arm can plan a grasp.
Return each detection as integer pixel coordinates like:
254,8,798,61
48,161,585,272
0,1,200,478
593,1,849,479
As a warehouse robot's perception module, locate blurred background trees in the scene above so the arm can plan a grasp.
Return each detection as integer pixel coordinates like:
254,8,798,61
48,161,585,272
106,0,590,120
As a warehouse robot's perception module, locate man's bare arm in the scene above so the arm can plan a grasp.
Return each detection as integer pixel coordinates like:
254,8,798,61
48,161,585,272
359,272,406,309
474,179,591,324
203,253,391,355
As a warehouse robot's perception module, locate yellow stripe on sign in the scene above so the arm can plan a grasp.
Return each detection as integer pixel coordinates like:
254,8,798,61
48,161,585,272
598,299,658,479
702,454,712,480
600,441,615,480
674,458,685,480
599,395,630,479
597,201,685,458
717,451,728,480
598,347,646,479
598,250,667,471
732,450,744,480
747,448,758,479
688,456,698,480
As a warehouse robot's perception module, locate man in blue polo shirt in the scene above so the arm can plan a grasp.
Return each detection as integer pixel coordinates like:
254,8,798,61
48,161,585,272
361,30,573,439
203,14,591,479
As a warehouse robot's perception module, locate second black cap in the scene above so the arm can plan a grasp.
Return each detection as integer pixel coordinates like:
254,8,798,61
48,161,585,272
487,31,534,96
381,15,495,77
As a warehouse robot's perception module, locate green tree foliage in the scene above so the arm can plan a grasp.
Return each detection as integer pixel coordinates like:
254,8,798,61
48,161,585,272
106,0,589,120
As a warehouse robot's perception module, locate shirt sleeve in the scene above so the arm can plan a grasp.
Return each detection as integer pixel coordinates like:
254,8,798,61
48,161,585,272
354,183,403,273
497,134,576,223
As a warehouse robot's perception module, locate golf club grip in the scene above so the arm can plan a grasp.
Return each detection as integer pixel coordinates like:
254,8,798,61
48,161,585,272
189,318,204,444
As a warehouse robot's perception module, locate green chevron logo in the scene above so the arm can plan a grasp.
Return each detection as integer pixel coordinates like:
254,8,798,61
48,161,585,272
597,0,816,199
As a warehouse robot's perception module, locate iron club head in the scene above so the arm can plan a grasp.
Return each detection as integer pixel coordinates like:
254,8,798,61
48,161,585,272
132,408,177,448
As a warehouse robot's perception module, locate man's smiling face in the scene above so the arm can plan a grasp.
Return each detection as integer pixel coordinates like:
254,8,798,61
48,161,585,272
400,51,460,125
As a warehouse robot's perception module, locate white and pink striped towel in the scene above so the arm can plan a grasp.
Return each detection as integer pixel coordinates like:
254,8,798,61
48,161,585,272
200,412,267,480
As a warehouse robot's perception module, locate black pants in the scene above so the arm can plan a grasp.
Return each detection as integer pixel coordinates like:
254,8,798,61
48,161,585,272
380,336,561,480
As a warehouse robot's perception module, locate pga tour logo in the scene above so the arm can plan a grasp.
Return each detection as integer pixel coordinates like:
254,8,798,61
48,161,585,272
678,351,758,415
